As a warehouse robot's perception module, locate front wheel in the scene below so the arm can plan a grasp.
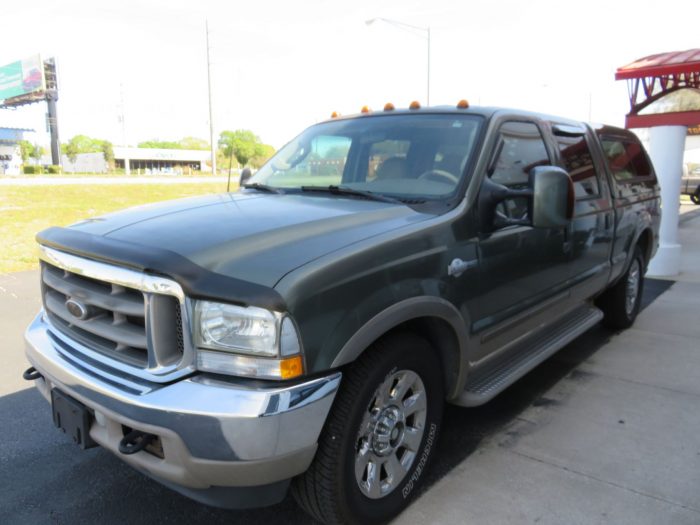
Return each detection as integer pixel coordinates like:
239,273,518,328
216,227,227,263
292,333,444,525
598,246,645,329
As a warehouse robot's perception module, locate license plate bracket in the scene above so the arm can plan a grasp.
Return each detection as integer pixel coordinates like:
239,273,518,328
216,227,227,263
51,389,97,449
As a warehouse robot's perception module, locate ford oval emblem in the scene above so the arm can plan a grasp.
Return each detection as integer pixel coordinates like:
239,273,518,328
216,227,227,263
65,299,89,320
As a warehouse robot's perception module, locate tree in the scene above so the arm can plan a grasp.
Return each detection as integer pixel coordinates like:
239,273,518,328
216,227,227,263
250,143,276,169
218,130,269,169
101,140,115,168
138,139,181,149
30,143,45,165
63,135,105,163
178,137,209,150
18,140,32,163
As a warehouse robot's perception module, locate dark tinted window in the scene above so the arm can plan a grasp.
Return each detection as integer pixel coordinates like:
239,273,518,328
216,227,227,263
600,137,653,181
490,121,550,218
491,121,550,188
556,135,600,199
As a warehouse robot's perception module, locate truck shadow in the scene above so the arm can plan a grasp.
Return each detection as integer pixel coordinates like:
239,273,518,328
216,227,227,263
0,280,672,525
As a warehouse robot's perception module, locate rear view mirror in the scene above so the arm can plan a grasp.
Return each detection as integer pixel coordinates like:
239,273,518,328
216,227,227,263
529,166,573,228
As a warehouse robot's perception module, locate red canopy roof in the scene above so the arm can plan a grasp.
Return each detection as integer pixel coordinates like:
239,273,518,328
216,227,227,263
616,49,700,80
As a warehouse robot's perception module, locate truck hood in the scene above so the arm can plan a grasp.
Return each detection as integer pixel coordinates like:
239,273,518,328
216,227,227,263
66,192,432,287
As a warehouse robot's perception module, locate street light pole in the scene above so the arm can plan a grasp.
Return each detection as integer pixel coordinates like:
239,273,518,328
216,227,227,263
206,20,216,176
366,17,431,106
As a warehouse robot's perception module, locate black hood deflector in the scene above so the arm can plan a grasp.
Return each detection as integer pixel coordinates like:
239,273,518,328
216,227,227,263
36,227,287,311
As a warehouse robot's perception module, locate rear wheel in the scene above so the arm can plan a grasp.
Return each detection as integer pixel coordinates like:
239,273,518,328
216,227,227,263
292,332,443,525
598,246,645,329
691,187,700,205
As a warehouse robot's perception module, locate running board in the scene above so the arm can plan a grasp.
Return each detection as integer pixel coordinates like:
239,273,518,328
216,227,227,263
456,306,604,407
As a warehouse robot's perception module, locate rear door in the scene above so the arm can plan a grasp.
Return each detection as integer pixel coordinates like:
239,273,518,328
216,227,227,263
551,124,614,296
595,130,658,282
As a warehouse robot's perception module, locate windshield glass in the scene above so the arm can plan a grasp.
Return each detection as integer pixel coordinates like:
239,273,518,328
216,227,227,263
249,114,482,200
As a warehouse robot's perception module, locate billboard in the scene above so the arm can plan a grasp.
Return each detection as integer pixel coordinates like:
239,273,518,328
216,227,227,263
0,55,46,102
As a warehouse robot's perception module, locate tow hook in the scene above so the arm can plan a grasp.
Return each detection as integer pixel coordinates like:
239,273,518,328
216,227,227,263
23,366,43,381
118,430,157,455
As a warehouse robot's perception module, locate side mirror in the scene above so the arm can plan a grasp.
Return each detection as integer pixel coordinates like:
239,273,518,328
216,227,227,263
478,165,573,233
529,166,574,228
239,167,252,186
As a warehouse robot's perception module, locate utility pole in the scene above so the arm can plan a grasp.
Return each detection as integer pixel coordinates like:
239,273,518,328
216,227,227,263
206,20,216,175
119,83,130,175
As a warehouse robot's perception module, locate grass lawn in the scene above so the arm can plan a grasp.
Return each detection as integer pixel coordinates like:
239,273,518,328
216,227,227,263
0,182,227,274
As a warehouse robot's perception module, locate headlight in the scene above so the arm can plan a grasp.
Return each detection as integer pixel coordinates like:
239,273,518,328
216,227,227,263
194,300,304,379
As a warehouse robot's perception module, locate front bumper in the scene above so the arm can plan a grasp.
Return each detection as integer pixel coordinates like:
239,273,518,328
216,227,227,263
24,312,341,507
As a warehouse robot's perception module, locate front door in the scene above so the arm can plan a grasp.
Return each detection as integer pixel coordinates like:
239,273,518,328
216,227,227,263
467,120,571,361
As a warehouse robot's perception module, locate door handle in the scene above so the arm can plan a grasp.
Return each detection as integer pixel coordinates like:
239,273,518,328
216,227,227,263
448,258,477,278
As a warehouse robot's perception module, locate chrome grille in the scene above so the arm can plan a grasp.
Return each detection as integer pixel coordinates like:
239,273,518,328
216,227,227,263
38,248,192,382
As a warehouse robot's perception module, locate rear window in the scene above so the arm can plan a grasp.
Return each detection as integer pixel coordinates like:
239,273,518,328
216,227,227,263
599,136,653,182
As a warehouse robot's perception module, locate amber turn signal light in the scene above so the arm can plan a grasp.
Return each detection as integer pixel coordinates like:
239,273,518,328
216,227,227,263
280,355,304,379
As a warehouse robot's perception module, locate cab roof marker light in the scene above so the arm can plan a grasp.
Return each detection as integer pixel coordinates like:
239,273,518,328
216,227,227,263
383,102,395,111
330,111,340,118
409,100,421,110
457,99,470,109
361,105,371,113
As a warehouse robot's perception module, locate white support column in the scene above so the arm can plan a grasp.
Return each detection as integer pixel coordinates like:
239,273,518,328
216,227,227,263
647,125,687,277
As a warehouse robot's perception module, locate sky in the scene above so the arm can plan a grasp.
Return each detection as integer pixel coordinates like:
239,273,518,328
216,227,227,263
1,0,698,149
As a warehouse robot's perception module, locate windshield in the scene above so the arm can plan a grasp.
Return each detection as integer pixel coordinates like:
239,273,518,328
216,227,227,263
249,114,482,201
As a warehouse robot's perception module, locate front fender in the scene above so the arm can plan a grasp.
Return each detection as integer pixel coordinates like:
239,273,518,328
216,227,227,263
329,296,470,398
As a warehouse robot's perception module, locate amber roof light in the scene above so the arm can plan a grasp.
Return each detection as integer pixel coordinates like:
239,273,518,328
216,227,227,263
361,105,371,113
330,111,340,118
409,100,421,110
383,102,395,111
457,99,470,109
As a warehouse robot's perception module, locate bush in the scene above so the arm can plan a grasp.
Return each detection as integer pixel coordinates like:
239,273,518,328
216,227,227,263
23,165,44,174
47,165,62,174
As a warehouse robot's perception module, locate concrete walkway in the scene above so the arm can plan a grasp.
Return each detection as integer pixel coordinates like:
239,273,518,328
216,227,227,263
397,208,700,524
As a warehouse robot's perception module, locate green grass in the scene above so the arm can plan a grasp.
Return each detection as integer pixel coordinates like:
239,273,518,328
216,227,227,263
0,182,228,274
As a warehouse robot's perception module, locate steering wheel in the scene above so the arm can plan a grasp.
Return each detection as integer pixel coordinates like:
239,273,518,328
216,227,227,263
417,169,459,185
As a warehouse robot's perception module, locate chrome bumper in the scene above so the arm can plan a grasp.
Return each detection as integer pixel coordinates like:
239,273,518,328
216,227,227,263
25,311,341,493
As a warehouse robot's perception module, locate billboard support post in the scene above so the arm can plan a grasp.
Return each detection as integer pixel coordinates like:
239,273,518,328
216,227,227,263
46,90,60,166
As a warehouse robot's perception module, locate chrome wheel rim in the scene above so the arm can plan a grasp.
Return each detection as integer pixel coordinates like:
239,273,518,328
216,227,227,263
354,369,427,499
625,259,641,316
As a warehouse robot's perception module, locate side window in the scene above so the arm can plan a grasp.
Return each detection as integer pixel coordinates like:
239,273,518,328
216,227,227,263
490,121,550,218
600,137,653,182
556,134,600,199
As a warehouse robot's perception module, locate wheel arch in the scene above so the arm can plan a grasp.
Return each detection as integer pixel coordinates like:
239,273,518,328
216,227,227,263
635,227,654,270
330,297,469,400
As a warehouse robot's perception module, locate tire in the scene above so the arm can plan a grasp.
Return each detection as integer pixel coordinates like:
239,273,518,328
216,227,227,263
691,188,700,205
292,332,444,525
598,246,645,330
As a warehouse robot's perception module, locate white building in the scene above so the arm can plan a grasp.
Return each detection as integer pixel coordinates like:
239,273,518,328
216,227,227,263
0,127,31,175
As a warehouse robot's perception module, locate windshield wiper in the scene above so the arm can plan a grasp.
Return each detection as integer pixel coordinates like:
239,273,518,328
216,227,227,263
242,183,285,194
300,185,404,205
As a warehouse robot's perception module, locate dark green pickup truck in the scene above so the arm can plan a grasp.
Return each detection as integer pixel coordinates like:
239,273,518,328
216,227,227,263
25,103,659,524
